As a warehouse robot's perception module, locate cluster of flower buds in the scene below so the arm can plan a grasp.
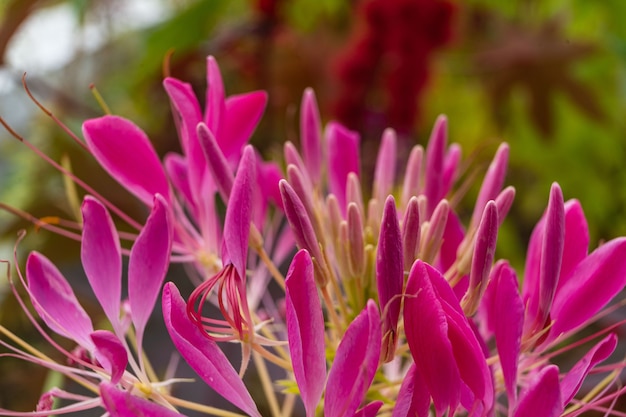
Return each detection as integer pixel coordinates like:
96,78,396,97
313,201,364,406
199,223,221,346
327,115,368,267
1,56,626,417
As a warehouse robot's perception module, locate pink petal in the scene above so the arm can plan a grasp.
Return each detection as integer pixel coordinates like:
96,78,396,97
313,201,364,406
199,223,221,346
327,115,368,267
222,146,256,277
561,333,617,405
392,364,430,417
162,283,261,417
325,300,381,417
100,382,186,416
220,91,267,160
128,195,172,348
300,88,323,182
551,237,626,338
326,122,360,212
514,365,562,417
285,250,326,417
91,330,128,384
82,115,169,206
404,260,460,416
81,196,122,328
424,115,447,216
372,128,397,203
376,195,403,362
26,252,93,349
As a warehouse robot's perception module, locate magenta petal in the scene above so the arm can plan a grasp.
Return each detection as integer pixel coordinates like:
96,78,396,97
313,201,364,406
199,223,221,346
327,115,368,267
220,91,267,160
91,330,128,384
514,365,562,417
326,122,360,212
353,401,383,417
81,196,122,328
376,195,403,362
162,283,261,417
82,115,169,206
223,146,256,277
491,261,523,406
405,260,460,416
300,88,323,182
100,382,186,417
26,252,94,349
128,195,172,347
285,250,326,417
551,237,626,337
561,333,617,405
325,300,381,417
392,364,430,417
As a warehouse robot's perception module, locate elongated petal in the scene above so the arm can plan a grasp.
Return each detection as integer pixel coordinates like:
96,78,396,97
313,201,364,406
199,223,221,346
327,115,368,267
128,195,172,348
326,122,360,212
405,260,460,416
100,382,186,417
81,196,122,328
424,115,447,216
325,300,381,417
392,364,430,417
561,333,617,405
82,115,169,205
223,146,256,277
300,88,322,182
162,283,261,417
377,196,403,362
514,365,562,417
91,330,128,384
373,129,397,203
285,250,325,417
26,252,94,349
220,91,267,160
551,237,626,337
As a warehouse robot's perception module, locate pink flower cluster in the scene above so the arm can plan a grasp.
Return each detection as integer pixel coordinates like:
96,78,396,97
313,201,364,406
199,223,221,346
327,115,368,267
1,56,626,417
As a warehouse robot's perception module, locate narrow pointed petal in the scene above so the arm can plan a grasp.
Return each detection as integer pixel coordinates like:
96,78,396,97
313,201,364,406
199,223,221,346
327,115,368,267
82,115,170,205
404,260,460,415
514,365,562,417
220,91,267,159
197,122,234,202
326,122,360,212
205,56,226,136
300,88,323,182
472,143,509,227
285,250,326,417
325,300,381,417
373,129,397,203
91,330,128,384
551,237,626,337
26,252,94,349
488,261,523,406
128,195,172,347
162,283,261,417
376,196,403,362
223,146,256,277
354,401,383,417
561,333,617,405
100,382,186,417
392,364,430,417
81,196,122,328
424,115,447,216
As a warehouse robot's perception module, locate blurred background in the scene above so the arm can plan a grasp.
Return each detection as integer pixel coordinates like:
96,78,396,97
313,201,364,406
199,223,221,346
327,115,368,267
1,0,626,414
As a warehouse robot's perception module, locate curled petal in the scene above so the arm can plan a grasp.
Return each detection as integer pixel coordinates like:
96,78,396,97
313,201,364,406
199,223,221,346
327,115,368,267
163,283,261,417
325,300,381,417
514,365,562,417
128,195,172,348
285,250,326,417
81,196,122,328
91,330,128,384
82,115,169,205
100,382,185,417
26,252,94,349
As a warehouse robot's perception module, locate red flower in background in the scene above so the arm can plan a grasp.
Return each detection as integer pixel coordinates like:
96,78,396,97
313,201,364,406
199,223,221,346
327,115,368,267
333,0,455,136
